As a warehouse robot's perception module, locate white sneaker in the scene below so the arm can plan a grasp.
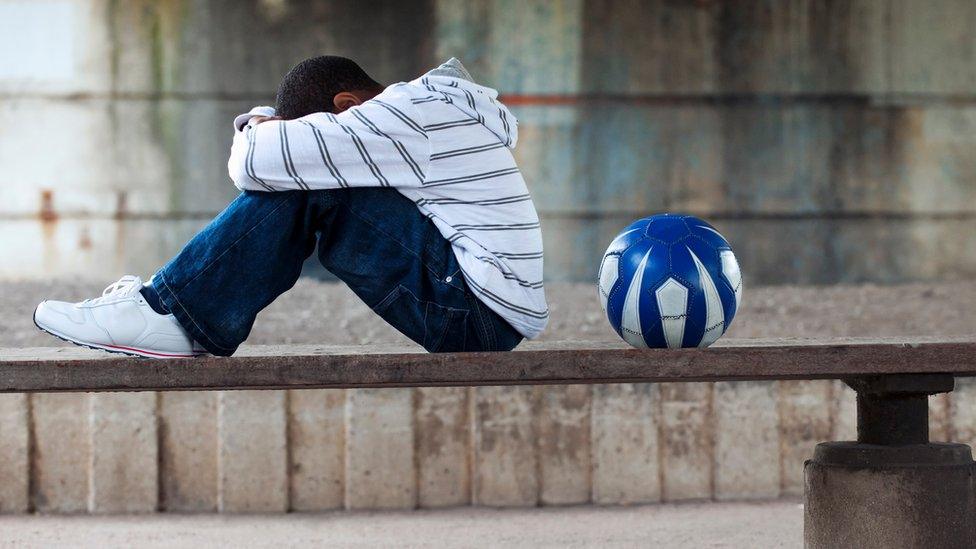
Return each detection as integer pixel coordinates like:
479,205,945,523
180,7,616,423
34,275,205,359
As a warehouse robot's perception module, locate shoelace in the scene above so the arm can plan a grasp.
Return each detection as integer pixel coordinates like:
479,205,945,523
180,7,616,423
82,275,144,305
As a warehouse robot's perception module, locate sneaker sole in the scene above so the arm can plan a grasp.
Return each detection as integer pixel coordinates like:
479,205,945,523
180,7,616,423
33,307,203,360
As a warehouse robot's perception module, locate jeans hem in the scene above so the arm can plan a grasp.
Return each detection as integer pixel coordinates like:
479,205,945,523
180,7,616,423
154,272,238,357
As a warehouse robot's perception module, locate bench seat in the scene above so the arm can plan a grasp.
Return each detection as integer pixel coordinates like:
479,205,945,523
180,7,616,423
2,336,974,393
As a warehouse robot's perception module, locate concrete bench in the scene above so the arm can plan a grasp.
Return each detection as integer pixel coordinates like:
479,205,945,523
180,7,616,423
4,336,976,548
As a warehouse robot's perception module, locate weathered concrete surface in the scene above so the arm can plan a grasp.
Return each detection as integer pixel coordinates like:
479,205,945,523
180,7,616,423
415,387,470,508
778,381,832,496
0,0,433,279
830,380,858,441
471,386,538,507
0,218,208,280
0,395,28,512
929,393,952,442
591,384,660,505
713,382,780,500
658,383,713,501
951,378,976,449
344,389,416,510
30,394,89,513
0,500,803,548
537,385,591,505
4,1,976,284
217,391,288,512
541,215,976,284
158,392,218,512
805,442,976,549
288,389,345,511
89,393,157,513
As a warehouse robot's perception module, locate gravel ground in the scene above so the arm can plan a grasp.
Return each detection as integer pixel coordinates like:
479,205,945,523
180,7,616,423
3,278,974,348
0,500,802,548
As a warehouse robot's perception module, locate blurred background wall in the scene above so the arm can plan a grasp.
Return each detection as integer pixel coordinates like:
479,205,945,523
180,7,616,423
0,0,975,516
2,0,974,283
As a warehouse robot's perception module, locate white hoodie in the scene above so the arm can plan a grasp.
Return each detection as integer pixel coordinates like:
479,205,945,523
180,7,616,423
227,59,549,338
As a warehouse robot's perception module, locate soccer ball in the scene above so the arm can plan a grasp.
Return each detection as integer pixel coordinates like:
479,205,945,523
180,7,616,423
597,214,742,349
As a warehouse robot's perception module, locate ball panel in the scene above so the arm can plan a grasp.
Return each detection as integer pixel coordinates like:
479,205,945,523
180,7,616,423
655,278,689,349
687,220,732,251
619,247,652,349
687,246,725,347
632,244,673,349
668,244,708,348
622,217,653,234
604,238,653,339
597,253,619,313
684,236,738,336
645,215,691,243
605,226,646,255
720,250,742,310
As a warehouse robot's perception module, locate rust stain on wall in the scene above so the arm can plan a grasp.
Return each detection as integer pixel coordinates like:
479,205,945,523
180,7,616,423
38,190,57,223
114,191,128,221
38,189,60,289
78,227,93,251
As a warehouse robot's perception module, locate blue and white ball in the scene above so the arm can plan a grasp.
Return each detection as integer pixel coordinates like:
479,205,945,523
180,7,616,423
598,214,743,349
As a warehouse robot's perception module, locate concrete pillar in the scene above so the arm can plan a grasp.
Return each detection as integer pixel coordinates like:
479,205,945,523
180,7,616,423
805,443,976,548
805,375,976,548
658,383,712,501
218,390,288,512
158,392,218,512
89,393,157,513
344,388,415,510
778,381,831,496
31,394,90,513
471,386,538,507
713,381,780,500
591,383,660,505
0,395,28,513
415,387,470,508
288,389,345,511
537,385,591,505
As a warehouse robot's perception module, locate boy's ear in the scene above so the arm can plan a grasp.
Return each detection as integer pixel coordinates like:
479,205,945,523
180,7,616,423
333,92,362,113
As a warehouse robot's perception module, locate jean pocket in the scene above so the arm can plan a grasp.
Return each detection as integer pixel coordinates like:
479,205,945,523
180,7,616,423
372,285,468,352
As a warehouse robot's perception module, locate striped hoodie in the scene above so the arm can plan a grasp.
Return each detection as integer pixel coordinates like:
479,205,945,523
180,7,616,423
227,58,549,338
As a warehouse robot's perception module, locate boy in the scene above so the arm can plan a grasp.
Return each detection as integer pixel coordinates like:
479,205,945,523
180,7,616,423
34,57,548,357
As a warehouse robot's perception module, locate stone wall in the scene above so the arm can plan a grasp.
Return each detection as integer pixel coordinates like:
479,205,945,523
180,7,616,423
0,381,972,513
1,0,974,283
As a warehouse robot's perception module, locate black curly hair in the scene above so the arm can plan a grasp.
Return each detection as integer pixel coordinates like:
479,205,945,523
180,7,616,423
275,56,383,119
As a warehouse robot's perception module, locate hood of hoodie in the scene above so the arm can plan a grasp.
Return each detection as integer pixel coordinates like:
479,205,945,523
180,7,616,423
414,58,519,149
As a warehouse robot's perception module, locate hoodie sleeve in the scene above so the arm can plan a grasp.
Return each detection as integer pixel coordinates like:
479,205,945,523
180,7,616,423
227,93,429,192
233,105,276,131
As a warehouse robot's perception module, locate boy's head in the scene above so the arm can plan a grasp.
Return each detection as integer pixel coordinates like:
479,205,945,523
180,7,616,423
275,56,384,120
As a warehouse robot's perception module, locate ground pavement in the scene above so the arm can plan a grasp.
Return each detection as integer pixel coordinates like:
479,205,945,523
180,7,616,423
0,500,801,548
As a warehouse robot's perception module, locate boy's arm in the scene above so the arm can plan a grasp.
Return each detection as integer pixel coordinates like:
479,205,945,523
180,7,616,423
227,96,429,192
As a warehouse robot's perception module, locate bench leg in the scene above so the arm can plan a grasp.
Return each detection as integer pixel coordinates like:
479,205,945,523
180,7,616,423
804,374,976,549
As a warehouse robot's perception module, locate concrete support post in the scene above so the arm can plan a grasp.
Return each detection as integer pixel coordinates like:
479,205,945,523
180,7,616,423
804,374,976,548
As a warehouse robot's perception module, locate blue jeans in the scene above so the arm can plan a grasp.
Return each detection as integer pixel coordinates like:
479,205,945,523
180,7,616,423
151,188,523,356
